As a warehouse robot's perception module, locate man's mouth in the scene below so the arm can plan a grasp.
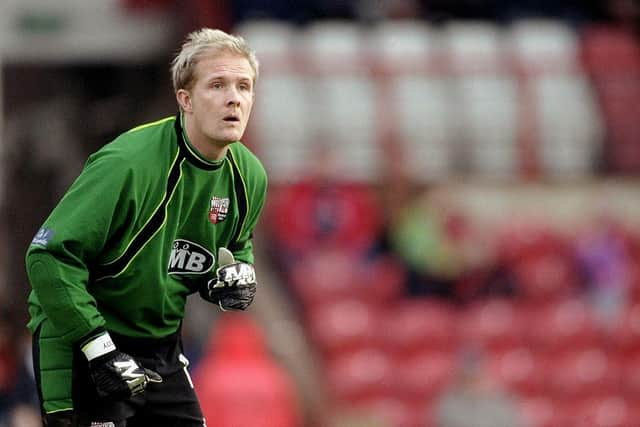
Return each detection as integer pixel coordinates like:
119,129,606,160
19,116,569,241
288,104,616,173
223,115,239,122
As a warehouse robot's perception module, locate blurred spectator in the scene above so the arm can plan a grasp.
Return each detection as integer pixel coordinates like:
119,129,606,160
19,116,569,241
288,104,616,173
575,216,632,325
433,346,523,427
386,190,470,298
266,144,382,270
193,313,303,427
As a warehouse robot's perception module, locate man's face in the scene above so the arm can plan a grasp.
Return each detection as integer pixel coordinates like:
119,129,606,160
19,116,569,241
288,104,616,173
183,51,255,148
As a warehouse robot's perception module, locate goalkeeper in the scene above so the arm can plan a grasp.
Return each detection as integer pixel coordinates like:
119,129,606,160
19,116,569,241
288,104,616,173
25,27,267,427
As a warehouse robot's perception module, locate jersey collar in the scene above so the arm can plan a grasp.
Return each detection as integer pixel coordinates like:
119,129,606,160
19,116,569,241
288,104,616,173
174,113,226,171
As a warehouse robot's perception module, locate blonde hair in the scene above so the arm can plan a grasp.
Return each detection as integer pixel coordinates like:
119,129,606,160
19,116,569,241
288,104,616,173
171,28,259,92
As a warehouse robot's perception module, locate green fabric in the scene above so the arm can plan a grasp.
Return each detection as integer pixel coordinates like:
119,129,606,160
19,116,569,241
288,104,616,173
26,115,267,342
38,319,74,413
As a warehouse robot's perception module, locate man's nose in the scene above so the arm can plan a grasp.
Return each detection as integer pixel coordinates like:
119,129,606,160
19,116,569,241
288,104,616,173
226,87,241,107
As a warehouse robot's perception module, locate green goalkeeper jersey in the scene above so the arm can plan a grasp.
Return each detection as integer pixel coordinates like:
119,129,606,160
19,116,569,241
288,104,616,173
25,114,267,343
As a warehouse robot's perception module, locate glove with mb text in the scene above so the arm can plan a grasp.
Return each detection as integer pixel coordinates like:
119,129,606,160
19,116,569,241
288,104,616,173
81,331,162,400
200,247,257,311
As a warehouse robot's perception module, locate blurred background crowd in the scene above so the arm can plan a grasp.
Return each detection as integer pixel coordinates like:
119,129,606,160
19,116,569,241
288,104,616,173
1,0,640,426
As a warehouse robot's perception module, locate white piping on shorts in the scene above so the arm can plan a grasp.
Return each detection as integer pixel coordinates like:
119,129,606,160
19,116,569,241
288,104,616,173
178,353,194,389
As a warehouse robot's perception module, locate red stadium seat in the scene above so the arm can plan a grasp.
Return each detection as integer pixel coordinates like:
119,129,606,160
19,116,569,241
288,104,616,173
488,347,548,397
620,353,640,401
395,351,457,402
458,299,526,353
495,220,559,263
514,253,580,302
527,299,602,354
548,348,621,400
381,300,458,359
554,395,633,427
581,26,640,77
581,26,640,173
289,250,405,308
610,303,640,356
518,396,556,427
496,223,579,299
352,397,428,427
306,299,382,358
325,347,395,404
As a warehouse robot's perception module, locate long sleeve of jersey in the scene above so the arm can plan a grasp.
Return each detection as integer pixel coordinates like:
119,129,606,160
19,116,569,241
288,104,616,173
25,150,135,344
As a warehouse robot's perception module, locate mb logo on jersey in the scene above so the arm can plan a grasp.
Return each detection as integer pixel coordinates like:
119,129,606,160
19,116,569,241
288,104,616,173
168,239,214,275
209,196,230,224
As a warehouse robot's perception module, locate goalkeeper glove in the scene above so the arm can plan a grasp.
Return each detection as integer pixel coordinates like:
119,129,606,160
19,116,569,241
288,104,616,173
200,247,257,311
81,331,162,400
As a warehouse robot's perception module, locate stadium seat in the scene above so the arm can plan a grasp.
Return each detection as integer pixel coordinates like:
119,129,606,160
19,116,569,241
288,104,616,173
381,300,458,359
306,299,382,358
495,220,564,263
518,396,556,427
287,248,361,306
234,20,298,73
610,303,640,357
488,347,548,397
284,21,383,182
394,350,457,402
513,252,580,302
288,250,404,308
528,299,602,353
532,74,604,178
456,75,520,178
581,26,640,174
325,347,395,404
594,76,640,173
306,75,379,181
548,348,621,400
249,74,312,182
300,20,367,74
495,222,579,302
507,20,604,178
352,397,427,427
387,75,456,181
441,21,519,178
557,395,633,427
508,19,580,75
621,353,640,401
458,299,526,353
443,21,505,74
369,20,441,75
581,26,640,77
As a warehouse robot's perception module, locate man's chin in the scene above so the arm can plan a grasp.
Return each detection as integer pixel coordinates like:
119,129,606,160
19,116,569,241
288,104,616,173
216,131,243,144
212,136,240,146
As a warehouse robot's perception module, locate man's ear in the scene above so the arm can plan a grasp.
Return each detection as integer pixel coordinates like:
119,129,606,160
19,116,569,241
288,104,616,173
176,89,192,112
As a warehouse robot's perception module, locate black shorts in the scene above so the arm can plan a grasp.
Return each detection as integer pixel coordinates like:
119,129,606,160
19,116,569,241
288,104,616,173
33,327,205,427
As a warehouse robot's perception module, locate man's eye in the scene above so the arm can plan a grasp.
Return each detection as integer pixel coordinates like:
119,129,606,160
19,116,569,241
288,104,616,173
212,82,223,89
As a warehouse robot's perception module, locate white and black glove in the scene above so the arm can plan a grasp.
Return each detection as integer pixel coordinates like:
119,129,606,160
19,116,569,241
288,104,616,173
80,331,162,400
200,247,257,311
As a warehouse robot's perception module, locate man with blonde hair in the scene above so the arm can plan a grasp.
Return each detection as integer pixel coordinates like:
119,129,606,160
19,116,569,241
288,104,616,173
26,27,267,426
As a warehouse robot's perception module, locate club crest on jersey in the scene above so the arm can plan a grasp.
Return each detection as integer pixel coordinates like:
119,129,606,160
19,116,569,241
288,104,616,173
209,196,230,224
168,239,214,275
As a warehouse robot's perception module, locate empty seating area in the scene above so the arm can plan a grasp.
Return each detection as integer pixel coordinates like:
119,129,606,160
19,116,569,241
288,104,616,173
240,19,640,183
